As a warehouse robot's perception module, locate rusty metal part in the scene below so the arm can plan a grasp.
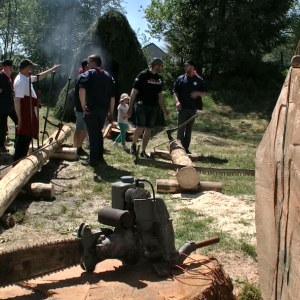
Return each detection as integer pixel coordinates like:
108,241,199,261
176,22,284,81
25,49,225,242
0,238,80,287
134,155,255,176
98,208,133,229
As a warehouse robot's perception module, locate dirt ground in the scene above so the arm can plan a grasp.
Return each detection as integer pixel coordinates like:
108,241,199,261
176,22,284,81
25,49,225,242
0,128,258,298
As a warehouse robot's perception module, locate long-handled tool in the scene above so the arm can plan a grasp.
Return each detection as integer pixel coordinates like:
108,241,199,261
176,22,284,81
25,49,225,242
55,77,71,140
28,71,34,151
41,71,56,145
36,74,40,148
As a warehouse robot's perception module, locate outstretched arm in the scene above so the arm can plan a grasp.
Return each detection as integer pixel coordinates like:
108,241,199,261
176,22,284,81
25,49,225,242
38,65,60,80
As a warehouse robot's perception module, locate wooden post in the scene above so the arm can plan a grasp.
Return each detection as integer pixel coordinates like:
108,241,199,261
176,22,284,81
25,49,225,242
29,146,78,161
156,179,222,194
168,139,199,189
0,125,71,218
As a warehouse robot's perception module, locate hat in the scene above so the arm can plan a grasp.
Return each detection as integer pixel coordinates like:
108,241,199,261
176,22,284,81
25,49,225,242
184,59,196,67
19,59,37,70
2,59,14,66
150,57,163,66
119,93,130,103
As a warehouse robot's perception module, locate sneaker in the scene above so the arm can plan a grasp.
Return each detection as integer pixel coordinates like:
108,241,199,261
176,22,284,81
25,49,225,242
130,143,137,155
140,150,150,159
112,141,118,147
81,159,99,167
185,149,192,154
122,145,130,151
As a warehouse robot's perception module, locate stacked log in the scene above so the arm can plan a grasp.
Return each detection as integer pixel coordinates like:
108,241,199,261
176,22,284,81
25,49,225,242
0,125,71,218
168,139,199,189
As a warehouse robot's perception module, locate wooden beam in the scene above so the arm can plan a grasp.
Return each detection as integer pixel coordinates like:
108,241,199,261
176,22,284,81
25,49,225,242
0,125,71,218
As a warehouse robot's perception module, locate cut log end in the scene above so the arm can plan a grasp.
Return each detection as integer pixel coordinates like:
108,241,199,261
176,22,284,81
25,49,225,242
176,166,199,189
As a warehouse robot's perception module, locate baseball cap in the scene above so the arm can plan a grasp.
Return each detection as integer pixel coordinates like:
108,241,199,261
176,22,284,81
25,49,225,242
2,59,14,66
150,57,163,66
119,93,130,103
184,59,196,67
19,58,38,70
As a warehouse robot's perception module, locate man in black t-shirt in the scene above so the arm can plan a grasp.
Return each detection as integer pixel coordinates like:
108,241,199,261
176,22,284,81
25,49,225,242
79,54,115,167
128,57,168,158
73,58,89,156
0,59,18,153
173,60,207,154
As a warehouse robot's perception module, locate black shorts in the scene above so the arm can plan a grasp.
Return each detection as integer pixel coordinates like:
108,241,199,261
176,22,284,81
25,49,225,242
134,102,157,129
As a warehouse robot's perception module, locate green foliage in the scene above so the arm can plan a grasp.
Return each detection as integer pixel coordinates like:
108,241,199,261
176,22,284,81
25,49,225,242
238,282,262,300
55,10,147,121
240,242,257,258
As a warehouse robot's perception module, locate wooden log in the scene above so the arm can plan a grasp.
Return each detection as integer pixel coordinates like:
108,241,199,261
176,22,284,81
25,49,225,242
0,125,71,218
168,139,199,189
256,65,300,300
50,147,77,160
150,149,200,162
157,179,222,194
18,183,55,200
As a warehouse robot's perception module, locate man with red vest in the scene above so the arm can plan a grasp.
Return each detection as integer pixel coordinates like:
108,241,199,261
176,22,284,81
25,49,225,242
13,59,59,161
0,59,18,153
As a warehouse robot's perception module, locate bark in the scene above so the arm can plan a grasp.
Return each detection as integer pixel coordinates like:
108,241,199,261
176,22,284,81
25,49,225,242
0,125,71,218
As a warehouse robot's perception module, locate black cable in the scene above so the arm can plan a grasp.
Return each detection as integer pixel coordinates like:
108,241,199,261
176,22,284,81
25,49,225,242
135,179,156,201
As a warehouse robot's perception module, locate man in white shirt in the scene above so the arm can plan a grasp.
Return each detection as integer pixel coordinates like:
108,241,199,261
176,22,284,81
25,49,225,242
13,59,59,161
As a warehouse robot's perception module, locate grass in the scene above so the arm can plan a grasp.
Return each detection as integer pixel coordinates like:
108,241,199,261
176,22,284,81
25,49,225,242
4,92,268,294
238,282,262,300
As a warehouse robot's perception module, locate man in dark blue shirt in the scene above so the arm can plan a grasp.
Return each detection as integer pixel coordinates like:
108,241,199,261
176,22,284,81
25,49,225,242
79,54,115,167
173,60,207,154
73,59,89,156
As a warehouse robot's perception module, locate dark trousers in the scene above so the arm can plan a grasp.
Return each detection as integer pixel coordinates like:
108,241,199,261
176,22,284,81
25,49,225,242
0,110,18,146
84,110,107,163
14,134,31,162
177,108,197,151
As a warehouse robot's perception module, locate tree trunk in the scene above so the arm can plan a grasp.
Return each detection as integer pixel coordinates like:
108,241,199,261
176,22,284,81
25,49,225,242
156,179,222,194
0,125,71,218
169,139,199,189
150,149,200,162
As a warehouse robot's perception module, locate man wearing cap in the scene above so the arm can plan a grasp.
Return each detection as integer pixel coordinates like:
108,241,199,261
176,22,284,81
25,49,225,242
13,59,60,161
79,54,115,167
173,60,207,154
0,59,18,153
73,58,89,156
128,57,168,158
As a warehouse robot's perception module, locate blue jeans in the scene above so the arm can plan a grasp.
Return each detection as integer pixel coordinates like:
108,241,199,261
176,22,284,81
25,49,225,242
114,123,128,145
177,108,197,151
84,109,107,163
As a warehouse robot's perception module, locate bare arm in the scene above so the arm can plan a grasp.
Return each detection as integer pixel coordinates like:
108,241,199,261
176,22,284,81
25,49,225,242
173,92,182,110
79,87,89,114
38,65,60,80
127,88,139,118
158,93,168,116
107,97,115,123
14,97,22,128
191,91,207,99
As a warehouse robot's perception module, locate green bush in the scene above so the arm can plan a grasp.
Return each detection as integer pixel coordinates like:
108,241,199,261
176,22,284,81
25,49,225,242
238,282,262,300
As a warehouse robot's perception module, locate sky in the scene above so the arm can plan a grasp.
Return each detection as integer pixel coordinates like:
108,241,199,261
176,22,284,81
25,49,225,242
124,0,165,50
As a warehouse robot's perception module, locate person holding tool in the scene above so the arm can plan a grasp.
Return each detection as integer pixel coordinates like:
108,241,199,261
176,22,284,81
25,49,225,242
13,59,60,162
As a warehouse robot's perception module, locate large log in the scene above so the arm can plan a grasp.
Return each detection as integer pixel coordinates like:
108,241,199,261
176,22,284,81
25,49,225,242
29,146,78,161
150,148,200,161
0,125,71,218
157,179,222,194
256,57,300,300
168,139,199,189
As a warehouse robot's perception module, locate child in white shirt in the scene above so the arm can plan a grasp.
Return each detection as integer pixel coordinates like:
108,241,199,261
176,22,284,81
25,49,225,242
113,93,130,150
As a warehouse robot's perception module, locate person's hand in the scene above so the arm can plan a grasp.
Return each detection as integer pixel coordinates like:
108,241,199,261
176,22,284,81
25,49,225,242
83,106,91,115
52,65,61,71
127,107,133,118
16,121,22,130
176,101,182,110
107,112,113,123
191,91,200,99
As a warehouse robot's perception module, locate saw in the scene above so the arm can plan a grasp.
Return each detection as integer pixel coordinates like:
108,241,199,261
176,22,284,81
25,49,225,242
0,178,220,287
